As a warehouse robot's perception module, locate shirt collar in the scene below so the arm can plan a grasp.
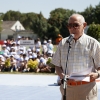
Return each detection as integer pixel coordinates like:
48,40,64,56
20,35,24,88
72,33,86,44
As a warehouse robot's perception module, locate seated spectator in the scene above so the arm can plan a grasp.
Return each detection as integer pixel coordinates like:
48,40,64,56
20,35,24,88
14,55,20,72
9,55,17,72
27,54,39,72
18,57,24,72
38,57,51,73
1,45,9,55
42,40,47,55
0,55,5,71
19,54,29,72
35,38,41,52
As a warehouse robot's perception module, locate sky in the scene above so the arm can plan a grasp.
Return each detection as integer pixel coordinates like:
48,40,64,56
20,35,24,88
0,0,100,18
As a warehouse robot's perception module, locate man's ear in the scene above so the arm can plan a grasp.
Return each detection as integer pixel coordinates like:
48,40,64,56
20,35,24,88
83,22,87,28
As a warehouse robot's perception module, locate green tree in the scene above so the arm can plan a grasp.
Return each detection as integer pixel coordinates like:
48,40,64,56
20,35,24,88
47,8,76,41
81,5,97,25
3,10,21,21
0,18,2,32
21,12,37,30
87,23,100,41
19,13,27,28
31,12,48,39
0,18,2,39
94,2,100,24
0,13,4,20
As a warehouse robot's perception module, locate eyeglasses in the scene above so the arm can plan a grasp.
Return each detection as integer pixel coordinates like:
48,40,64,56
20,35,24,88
67,23,82,29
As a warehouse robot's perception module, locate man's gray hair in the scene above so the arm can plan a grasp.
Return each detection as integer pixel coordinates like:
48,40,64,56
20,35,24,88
68,13,85,23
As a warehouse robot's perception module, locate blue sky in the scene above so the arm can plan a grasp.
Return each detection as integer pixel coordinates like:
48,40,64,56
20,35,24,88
0,0,100,18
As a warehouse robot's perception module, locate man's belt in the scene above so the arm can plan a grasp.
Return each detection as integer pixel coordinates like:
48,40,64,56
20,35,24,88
67,79,95,86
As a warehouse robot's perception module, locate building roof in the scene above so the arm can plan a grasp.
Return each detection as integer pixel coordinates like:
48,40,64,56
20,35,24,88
1,21,16,29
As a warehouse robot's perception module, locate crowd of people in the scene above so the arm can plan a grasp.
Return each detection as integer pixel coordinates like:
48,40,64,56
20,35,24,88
0,36,55,73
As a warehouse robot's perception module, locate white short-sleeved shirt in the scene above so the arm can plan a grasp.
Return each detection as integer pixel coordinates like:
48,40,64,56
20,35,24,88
51,33,100,75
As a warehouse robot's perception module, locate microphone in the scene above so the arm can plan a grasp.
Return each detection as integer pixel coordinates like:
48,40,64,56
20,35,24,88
67,34,74,43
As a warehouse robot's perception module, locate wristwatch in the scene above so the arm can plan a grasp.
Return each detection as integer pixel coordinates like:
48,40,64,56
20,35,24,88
97,72,100,78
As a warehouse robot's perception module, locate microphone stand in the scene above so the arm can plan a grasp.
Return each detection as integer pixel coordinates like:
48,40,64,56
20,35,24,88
63,42,72,100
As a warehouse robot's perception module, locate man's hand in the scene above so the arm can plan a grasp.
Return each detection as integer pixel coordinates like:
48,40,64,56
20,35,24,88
89,72,98,80
60,73,65,79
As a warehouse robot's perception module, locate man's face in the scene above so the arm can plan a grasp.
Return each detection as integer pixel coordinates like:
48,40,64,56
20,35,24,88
67,16,86,40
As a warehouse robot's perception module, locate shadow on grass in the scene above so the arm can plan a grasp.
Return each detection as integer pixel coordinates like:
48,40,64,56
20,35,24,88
48,83,60,86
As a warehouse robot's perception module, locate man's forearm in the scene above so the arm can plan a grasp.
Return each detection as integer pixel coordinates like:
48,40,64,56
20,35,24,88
55,66,64,79
97,67,100,78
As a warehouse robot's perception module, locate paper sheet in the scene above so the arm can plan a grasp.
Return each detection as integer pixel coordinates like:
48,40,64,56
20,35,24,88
69,67,92,82
69,76,90,82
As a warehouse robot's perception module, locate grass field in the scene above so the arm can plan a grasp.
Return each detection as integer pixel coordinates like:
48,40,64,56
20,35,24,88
0,71,57,75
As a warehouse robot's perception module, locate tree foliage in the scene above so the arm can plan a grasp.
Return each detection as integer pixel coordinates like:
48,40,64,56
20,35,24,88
31,12,48,39
94,3,100,23
20,12,37,30
47,8,76,41
3,10,21,21
81,3,100,25
87,23,100,41
0,18,2,32
81,5,96,25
